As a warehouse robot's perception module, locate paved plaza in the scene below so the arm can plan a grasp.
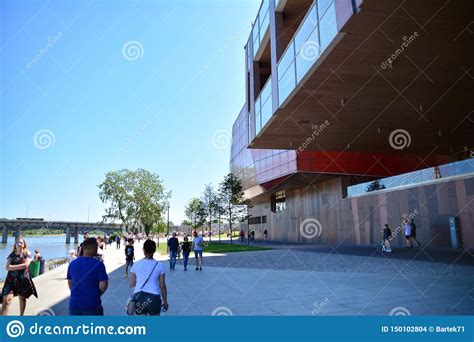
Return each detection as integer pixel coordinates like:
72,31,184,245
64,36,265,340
6,241,474,316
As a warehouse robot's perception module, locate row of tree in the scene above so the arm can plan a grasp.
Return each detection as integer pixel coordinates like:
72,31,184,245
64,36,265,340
184,173,248,244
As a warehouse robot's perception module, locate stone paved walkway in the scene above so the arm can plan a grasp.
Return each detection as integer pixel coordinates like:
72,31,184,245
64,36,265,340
5,240,473,316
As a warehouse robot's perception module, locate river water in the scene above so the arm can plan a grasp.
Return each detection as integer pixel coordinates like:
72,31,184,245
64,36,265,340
0,235,77,280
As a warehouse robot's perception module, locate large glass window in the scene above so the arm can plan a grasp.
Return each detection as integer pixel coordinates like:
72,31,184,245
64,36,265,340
276,1,338,106
254,76,272,135
252,0,271,58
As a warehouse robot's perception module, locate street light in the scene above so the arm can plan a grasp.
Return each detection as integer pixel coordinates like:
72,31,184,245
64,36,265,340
166,205,170,242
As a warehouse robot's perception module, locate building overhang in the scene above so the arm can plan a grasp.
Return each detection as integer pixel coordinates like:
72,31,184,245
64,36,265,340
248,0,473,155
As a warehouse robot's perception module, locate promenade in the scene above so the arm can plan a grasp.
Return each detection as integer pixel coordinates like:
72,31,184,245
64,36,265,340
4,240,474,316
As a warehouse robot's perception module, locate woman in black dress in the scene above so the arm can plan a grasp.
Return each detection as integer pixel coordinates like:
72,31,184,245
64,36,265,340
2,237,37,315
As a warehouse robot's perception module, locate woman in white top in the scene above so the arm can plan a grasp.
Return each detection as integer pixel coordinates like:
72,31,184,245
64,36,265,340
129,239,168,315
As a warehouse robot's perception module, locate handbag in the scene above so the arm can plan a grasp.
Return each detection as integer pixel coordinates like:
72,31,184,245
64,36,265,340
126,261,158,315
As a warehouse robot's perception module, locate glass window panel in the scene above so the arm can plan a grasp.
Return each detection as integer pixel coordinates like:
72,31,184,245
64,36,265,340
261,96,272,129
296,27,320,83
318,0,333,19
319,2,337,52
260,9,270,34
294,5,317,53
278,60,296,105
277,41,295,81
260,77,272,104
256,111,262,134
253,37,260,57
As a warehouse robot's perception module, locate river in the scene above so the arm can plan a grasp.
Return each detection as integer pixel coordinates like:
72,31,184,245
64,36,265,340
0,235,77,280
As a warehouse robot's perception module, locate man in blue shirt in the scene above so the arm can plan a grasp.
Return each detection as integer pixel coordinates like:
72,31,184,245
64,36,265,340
67,237,109,315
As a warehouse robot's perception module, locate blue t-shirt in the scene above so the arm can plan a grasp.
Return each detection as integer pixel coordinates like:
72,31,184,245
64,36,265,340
67,256,109,311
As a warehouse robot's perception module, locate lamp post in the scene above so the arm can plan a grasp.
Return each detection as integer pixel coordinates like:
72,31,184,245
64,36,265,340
166,205,170,242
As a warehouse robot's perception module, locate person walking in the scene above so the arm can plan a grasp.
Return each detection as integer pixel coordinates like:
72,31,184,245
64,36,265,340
410,219,421,247
404,220,412,248
2,237,37,316
263,229,268,243
129,239,168,315
167,232,179,271
77,233,89,257
192,231,204,271
124,239,135,278
116,235,121,249
382,224,392,253
67,238,109,315
181,236,191,271
240,229,245,242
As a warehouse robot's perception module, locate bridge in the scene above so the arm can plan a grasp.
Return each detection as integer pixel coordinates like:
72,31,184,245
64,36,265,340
0,218,125,244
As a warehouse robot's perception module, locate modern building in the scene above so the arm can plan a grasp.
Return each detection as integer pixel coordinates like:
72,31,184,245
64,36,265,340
230,0,474,249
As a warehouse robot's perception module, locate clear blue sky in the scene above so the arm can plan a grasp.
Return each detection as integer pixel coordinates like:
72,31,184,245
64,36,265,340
0,0,259,225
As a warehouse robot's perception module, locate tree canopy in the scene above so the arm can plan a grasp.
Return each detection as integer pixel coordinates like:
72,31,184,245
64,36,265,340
98,168,171,235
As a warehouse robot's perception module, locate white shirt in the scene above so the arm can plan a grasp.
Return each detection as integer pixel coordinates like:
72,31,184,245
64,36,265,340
405,223,412,236
131,258,165,295
193,236,204,251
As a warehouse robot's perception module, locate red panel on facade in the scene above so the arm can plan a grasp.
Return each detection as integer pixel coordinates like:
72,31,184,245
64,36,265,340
296,151,452,177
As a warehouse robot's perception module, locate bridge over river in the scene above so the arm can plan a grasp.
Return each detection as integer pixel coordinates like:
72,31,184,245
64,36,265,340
0,219,125,244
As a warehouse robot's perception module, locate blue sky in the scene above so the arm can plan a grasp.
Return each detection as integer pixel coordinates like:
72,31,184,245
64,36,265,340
0,0,259,224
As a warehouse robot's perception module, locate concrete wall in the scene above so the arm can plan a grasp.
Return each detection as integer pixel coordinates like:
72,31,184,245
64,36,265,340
248,175,474,249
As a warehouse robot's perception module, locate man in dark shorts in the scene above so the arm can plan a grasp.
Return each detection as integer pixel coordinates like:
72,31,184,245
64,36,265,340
67,238,109,315
124,239,135,278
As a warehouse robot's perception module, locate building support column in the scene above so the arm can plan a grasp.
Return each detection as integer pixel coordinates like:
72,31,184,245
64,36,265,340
66,226,71,244
2,225,8,244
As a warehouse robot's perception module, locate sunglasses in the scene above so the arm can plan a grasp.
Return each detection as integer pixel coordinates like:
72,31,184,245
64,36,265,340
16,241,24,245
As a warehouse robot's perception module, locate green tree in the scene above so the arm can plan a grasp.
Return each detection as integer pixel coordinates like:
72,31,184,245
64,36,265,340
184,198,207,232
201,183,218,242
365,180,386,192
218,173,249,244
98,169,170,235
